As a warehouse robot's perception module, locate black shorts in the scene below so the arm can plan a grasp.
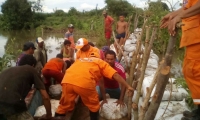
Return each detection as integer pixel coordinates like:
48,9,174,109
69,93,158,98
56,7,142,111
116,32,126,39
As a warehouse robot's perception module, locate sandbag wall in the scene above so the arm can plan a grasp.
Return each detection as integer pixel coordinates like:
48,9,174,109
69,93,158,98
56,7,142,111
120,28,188,119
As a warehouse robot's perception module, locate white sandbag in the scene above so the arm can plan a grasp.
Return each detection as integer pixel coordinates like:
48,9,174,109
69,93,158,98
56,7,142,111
124,44,136,52
150,53,159,62
129,52,134,57
49,84,62,97
124,51,130,56
147,58,158,69
142,77,188,101
162,88,188,101
135,28,142,32
99,98,128,119
145,67,156,76
110,44,117,54
125,40,132,45
154,100,190,120
34,99,60,117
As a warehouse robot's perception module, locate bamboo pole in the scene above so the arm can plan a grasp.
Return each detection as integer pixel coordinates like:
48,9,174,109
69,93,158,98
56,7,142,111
133,26,157,120
127,19,147,119
143,29,178,120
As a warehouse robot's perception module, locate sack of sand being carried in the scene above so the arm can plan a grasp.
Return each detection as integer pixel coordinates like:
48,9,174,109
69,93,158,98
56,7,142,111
99,98,128,119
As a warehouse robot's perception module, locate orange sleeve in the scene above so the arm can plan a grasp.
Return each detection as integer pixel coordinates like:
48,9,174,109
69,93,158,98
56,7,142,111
99,60,117,79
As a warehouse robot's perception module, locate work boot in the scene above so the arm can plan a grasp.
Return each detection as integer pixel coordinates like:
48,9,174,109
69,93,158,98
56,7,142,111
183,105,200,118
89,111,99,120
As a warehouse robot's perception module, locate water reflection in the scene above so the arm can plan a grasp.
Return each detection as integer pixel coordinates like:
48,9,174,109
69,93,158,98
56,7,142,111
0,30,65,61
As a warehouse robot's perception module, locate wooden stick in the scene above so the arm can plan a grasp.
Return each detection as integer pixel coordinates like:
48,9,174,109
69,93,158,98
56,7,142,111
133,26,157,120
143,29,178,120
127,19,147,119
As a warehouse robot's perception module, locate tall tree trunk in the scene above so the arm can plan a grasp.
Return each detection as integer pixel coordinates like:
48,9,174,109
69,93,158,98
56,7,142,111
143,30,178,120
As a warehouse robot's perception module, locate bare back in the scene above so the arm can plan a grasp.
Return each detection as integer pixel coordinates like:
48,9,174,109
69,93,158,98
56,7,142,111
116,21,128,34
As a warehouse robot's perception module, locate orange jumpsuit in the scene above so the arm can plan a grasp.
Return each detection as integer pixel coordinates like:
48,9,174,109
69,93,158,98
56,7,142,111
56,57,117,114
181,0,200,104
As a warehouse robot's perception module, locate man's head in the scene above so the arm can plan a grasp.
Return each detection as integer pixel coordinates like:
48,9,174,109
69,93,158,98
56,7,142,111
23,42,36,54
102,46,110,53
36,37,44,48
56,53,63,59
76,38,90,52
105,50,116,67
119,14,125,22
102,10,107,17
68,24,74,33
64,40,71,48
18,54,37,67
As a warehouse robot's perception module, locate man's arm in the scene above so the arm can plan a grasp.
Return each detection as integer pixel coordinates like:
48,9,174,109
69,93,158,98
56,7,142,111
99,77,108,106
112,73,133,93
180,0,200,19
160,8,183,28
168,0,200,36
40,89,52,119
116,22,119,32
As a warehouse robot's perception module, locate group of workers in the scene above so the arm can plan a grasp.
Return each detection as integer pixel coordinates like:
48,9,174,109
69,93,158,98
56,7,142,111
1,1,200,119
0,15,133,120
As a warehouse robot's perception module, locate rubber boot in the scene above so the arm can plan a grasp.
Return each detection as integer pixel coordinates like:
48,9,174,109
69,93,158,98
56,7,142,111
183,105,200,118
90,111,99,120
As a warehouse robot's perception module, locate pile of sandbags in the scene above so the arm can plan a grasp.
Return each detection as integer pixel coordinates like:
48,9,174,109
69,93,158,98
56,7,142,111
34,99,59,117
120,28,159,77
99,98,128,119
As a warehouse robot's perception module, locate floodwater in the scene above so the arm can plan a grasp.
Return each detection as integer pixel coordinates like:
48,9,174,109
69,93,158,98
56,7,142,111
0,30,65,60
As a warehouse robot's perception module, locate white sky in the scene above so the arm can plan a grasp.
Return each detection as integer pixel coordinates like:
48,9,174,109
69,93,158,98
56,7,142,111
0,0,181,13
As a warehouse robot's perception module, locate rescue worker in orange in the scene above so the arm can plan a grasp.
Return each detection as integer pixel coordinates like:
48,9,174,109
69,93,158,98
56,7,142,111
160,0,200,119
42,54,66,91
55,52,133,120
76,38,100,60
103,10,114,46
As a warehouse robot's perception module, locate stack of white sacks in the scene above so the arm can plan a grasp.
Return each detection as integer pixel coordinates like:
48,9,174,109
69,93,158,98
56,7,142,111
118,28,189,119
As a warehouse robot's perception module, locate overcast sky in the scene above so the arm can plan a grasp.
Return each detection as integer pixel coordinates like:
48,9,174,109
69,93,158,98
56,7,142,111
0,0,181,13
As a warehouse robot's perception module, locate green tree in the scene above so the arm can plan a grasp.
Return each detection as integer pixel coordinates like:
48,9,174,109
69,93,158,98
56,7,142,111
1,0,33,30
105,0,135,17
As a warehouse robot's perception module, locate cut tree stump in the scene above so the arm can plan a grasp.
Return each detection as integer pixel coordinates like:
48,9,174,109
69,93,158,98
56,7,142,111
143,29,178,120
